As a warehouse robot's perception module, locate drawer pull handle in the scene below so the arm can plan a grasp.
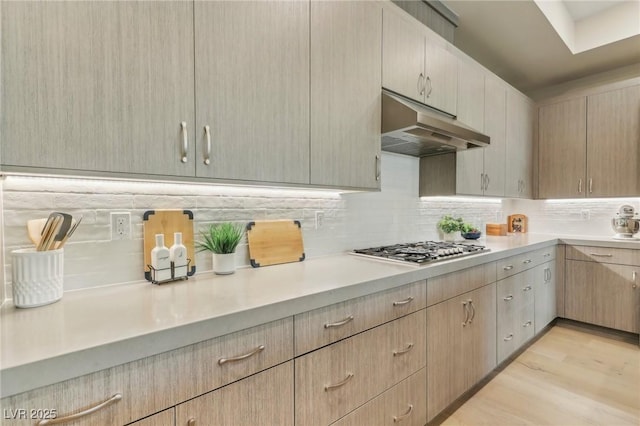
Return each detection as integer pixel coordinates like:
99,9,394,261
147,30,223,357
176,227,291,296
324,315,354,329
393,343,414,356
503,265,514,271
324,373,354,391
523,259,532,264
393,404,414,423
187,419,196,426
543,253,551,257
503,295,513,301
504,333,514,341
590,253,613,257
393,296,414,306
218,345,264,365
37,393,122,425
523,321,532,328
522,285,532,292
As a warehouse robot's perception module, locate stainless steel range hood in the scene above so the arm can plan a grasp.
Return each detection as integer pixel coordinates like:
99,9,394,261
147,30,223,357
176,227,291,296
381,90,490,157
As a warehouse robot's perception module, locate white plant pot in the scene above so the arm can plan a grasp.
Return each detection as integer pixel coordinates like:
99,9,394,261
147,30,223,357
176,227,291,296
213,252,236,275
442,231,460,242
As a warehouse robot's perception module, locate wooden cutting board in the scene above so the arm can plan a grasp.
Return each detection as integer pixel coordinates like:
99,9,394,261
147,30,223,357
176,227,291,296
143,210,196,282
246,220,305,267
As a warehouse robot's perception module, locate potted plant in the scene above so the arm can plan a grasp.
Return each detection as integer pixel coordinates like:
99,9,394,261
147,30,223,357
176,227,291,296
196,222,244,275
460,222,482,240
437,215,463,242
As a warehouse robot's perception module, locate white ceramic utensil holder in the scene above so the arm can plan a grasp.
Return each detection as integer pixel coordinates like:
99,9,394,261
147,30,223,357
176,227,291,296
11,248,64,308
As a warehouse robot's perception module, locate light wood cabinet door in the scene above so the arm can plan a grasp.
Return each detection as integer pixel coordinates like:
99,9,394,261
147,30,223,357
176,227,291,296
424,40,458,115
176,362,293,426
587,85,640,197
1,1,195,177
505,89,534,198
427,284,496,422
310,0,381,189
482,75,506,197
131,409,175,426
538,97,587,199
194,1,309,184
534,261,557,334
382,6,425,103
566,260,640,333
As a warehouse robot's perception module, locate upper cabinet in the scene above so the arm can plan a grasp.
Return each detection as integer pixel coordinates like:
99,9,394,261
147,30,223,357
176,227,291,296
505,89,534,198
1,1,196,177
193,1,310,185
382,6,457,115
309,0,382,189
537,82,640,199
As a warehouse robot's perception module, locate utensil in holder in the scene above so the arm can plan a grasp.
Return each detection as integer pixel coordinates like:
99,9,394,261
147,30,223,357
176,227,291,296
11,248,64,308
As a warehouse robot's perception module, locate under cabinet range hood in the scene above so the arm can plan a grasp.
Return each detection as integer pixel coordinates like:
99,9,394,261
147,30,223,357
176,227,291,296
381,90,490,157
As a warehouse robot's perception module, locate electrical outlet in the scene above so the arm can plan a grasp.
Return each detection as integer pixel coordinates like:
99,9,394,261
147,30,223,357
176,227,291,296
315,211,325,230
581,209,590,220
111,212,131,240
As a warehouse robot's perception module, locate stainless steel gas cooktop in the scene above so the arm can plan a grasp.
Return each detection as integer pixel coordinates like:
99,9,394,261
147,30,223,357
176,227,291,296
352,241,490,265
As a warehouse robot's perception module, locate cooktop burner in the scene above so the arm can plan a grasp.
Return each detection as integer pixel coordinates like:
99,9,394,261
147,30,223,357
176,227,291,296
352,241,490,265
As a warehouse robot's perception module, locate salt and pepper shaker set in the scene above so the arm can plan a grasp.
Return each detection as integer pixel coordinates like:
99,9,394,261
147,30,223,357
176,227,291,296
150,232,188,282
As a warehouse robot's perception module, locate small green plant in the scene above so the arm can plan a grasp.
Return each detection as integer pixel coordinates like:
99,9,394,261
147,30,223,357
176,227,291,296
461,222,479,233
437,215,463,234
196,222,244,254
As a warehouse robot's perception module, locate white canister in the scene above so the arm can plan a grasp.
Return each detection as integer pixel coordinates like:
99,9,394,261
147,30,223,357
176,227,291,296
11,248,64,308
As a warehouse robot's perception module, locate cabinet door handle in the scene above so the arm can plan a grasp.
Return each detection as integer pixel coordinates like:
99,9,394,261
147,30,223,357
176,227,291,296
545,268,551,282
375,154,381,181
180,121,188,163
503,295,514,301
392,296,414,306
426,76,433,98
485,174,490,190
203,125,211,165
503,265,514,271
480,173,485,192
324,373,354,391
393,404,414,423
578,178,582,193
522,285,532,292
418,73,425,96
468,300,476,323
393,343,414,356
37,394,122,425
462,301,469,326
218,345,265,365
589,178,593,193
522,321,532,328
187,419,196,426
633,271,637,289
324,315,354,329
504,333,514,341
590,253,613,257
523,259,532,264
543,252,551,257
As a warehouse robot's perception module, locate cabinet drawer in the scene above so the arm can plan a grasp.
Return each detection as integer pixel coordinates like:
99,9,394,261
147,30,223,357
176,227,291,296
566,245,640,266
0,318,293,426
295,280,426,356
331,368,426,426
176,362,293,426
295,309,426,426
496,269,535,310
427,262,496,306
496,247,553,280
497,302,534,364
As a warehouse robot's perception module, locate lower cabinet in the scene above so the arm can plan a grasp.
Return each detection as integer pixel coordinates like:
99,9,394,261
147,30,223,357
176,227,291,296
426,283,496,422
534,261,557,334
175,362,293,426
496,269,535,364
565,260,640,333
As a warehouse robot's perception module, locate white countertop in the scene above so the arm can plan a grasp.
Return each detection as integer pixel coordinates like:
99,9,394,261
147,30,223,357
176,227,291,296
1,233,636,397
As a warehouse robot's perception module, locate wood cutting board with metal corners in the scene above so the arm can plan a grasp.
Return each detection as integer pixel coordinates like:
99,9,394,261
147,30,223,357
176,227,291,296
246,220,305,268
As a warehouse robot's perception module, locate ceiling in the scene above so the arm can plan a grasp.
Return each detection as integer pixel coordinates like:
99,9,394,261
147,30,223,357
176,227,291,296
441,0,640,98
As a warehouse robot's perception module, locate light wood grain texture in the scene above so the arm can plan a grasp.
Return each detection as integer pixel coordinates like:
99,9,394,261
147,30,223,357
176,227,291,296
295,309,426,426
246,220,304,268
534,261,557,335
130,409,175,426
424,38,458,115
427,284,497,422
538,97,587,199
176,362,293,426
556,245,566,317
587,84,640,197
382,5,425,103
1,1,195,176
482,75,507,197
427,262,496,307
441,324,640,426
310,0,381,190
566,244,640,266
331,368,427,426
565,260,640,333
294,280,426,356
391,0,454,43
143,210,195,280
194,1,309,184
419,153,456,196
505,88,534,198
495,247,551,281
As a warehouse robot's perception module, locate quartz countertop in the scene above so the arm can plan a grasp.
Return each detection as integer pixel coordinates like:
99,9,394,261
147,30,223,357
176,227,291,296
1,233,635,397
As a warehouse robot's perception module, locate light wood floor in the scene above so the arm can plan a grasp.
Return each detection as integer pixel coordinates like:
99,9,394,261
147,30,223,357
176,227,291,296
441,322,640,426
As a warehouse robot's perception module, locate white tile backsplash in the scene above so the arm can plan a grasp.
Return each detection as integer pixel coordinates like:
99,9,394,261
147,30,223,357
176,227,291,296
2,153,637,300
